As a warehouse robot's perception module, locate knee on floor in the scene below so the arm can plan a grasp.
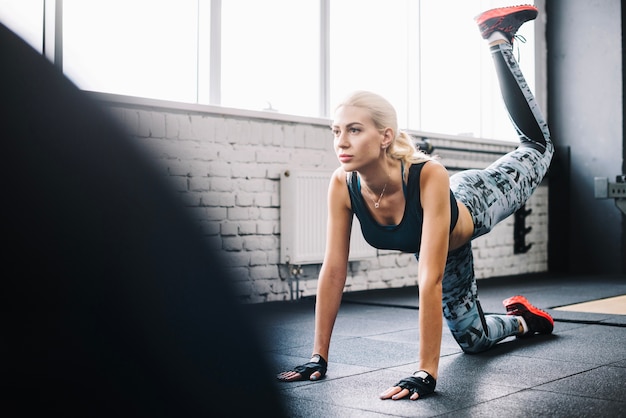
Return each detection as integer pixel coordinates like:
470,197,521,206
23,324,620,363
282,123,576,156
460,344,490,355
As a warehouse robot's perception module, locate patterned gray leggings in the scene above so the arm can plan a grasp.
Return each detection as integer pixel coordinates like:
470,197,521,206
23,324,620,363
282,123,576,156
440,43,553,353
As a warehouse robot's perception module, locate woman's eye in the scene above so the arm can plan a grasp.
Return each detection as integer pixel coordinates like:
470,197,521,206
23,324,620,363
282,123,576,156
349,128,360,134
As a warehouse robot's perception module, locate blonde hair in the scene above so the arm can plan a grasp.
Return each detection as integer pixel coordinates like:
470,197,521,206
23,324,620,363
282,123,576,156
335,91,433,173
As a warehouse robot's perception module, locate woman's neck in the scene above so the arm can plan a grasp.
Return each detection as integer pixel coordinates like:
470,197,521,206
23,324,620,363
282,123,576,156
358,158,402,195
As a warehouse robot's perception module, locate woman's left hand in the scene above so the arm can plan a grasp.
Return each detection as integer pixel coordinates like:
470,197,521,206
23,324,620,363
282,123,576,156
379,385,420,401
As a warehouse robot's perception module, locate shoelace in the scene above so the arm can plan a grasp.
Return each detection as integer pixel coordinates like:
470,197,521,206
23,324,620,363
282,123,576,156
513,34,527,62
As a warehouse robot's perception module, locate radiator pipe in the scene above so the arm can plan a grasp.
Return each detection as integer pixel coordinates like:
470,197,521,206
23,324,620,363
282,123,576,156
288,264,303,301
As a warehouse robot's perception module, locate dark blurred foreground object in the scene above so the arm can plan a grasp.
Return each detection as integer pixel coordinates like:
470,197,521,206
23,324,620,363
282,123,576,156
0,23,285,417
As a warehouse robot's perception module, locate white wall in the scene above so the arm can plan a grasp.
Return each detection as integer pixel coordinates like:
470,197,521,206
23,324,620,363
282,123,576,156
99,93,549,303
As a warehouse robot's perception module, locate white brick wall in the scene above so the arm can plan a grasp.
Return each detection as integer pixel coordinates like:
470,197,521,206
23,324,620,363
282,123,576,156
100,95,549,303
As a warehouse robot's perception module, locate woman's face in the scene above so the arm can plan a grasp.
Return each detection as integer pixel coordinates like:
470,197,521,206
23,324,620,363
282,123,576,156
331,105,386,171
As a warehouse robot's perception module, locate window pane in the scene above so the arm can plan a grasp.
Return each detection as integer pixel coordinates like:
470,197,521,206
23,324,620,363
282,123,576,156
0,0,44,52
221,0,319,117
419,0,535,141
330,0,411,129
330,0,535,142
63,0,199,103
418,1,483,137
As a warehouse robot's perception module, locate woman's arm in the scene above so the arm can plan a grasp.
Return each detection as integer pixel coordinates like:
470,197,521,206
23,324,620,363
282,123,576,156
415,161,451,378
313,168,354,362
380,161,451,400
277,168,353,382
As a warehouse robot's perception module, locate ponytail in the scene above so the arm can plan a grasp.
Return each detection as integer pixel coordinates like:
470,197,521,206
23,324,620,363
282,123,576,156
388,131,434,176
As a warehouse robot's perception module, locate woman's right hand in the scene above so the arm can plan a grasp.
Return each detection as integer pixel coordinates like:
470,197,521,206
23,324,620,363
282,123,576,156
276,354,327,382
276,370,323,382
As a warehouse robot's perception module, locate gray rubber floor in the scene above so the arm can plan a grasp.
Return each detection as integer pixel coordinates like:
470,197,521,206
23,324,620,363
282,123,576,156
250,273,626,417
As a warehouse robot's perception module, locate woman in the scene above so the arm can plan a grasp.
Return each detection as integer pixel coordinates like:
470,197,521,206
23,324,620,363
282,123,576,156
277,5,554,400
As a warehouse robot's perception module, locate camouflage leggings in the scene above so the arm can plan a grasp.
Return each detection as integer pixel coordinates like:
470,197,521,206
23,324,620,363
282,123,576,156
439,43,553,353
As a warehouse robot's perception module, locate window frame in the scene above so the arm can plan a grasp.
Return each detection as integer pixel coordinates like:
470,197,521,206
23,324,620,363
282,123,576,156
37,0,546,141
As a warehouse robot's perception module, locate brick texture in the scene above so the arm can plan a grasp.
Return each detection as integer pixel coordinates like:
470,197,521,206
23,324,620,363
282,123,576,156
102,98,549,303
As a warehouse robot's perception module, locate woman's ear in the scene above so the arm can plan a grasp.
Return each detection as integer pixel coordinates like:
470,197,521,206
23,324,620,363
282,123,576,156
381,127,394,149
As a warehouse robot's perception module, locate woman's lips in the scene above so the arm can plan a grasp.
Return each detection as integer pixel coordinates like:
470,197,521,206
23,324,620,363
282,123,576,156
338,154,353,163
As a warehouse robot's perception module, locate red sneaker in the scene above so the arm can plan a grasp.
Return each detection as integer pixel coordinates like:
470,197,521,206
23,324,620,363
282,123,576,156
475,5,538,43
503,295,554,337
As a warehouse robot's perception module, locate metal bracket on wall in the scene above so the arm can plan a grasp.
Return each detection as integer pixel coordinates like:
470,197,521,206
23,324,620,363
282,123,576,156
594,175,626,215
413,138,434,155
514,204,533,254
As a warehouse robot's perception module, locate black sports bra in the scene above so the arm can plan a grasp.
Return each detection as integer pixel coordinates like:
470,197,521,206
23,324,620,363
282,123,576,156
346,162,459,254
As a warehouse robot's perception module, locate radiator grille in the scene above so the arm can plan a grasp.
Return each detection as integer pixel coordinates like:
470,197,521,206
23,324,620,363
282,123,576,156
280,169,376,265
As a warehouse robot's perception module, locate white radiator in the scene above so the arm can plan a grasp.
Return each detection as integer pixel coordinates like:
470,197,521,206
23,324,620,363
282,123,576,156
280,169,377,265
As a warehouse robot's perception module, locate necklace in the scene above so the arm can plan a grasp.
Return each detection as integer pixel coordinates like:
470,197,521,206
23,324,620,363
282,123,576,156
364,173,390,209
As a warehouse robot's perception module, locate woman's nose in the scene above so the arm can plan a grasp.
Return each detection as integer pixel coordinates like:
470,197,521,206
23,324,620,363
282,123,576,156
336,132,349,148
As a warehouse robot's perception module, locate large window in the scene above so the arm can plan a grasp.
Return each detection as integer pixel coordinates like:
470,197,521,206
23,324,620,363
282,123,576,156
221,0,320,117
0,0,43,52
0,0,537,141
63,0,199,103
330,0,413,131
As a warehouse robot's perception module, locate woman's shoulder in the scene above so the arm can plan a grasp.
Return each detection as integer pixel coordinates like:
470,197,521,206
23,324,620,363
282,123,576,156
407,160,449,190
330,166,357,185
410,159,446,174
328,166,355,195
328,167,354,212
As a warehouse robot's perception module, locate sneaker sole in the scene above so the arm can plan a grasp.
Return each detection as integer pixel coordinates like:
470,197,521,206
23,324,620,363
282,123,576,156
503,295,554,333
475,4,538,25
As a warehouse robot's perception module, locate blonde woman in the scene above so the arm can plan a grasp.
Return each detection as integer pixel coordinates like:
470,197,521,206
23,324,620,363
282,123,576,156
278,5,553,400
